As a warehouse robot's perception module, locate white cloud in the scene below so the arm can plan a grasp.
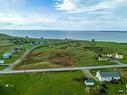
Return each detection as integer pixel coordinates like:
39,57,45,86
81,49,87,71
56,0,76,11
0,0,126,30
55,0,123,13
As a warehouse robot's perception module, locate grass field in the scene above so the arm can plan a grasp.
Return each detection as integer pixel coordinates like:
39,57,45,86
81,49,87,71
0,66,7,70
0,34,127,95
0,34,127,70
0,71,88,95
15,40,127,70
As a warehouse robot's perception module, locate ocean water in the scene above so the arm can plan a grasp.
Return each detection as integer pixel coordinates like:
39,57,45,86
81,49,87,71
0,30,127,43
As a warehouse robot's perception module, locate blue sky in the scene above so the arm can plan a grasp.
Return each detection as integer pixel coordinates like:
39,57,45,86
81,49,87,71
0,0,127,30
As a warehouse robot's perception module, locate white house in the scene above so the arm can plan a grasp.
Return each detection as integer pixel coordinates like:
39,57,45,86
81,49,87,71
39,41,45,44
0,60,4,64
115,53,123,59
96,71,120,82
98,57,109,61
107,54,113,57
84,80,94,86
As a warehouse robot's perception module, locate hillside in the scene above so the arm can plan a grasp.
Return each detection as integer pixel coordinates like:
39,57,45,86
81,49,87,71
0,34,16,54
0,33,13,44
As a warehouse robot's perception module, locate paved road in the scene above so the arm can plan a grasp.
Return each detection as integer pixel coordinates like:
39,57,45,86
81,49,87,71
0,64,127,75
3,45,44,71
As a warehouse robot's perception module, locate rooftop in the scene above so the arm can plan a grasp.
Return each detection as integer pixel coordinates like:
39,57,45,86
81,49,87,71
85,80,94,83
99,72,120,78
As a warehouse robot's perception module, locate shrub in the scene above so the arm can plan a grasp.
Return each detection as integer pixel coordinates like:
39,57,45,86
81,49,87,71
73,76,88,82
101,83,108,89
99,88,107,94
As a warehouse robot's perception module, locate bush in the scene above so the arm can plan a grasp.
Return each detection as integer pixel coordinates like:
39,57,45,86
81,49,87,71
73,76,88,82
101,83,108,89
99,88,107,94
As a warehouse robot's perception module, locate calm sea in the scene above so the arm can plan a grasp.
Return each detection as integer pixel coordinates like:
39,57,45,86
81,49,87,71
0,30,127,43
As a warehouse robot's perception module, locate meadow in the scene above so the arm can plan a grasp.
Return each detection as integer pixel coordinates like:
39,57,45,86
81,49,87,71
0,34,127,95
0,71,88,95
15,40,127,70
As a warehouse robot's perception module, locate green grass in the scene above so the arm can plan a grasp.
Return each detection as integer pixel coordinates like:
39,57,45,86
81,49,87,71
0,34,36,70
96,42,127,55
16,40,125,70
0,66,7,70
0,71,87,95
106,76,127,95
90,68,127,95
1,44,32,64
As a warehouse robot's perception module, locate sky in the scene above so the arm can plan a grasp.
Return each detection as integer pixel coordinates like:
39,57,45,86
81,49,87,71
0,0,127,30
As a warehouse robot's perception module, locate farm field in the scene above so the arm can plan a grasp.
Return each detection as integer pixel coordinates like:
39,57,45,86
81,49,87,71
15,40,127,70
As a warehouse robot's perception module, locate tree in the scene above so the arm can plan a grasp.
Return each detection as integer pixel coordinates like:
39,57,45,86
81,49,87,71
91,39,96,46
99,88,107,94
25,36,28,39
41,37,44,39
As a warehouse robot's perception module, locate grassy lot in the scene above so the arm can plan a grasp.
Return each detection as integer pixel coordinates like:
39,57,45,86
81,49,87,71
0,34,127,70
15,40,126,70
96,42,127,55
0,71,88,95
0,66,7,70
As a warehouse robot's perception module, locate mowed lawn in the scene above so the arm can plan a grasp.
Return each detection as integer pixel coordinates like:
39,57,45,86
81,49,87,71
0,71,87,95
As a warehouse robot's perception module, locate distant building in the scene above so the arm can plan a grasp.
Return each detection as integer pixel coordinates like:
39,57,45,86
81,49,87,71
115,53,123,59
3,53,12,58
96,71,120,82
49,45,55,48
107,54,113,57
84,80,94,86
98,53,123,61
98,57,109,61
0,60,4,64
39,41,45,44
35,42,39,45
12,47,21,54
29,42,34,46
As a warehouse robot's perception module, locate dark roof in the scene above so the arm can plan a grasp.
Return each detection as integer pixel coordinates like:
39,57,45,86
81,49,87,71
85,80,94,83
99,72,120,78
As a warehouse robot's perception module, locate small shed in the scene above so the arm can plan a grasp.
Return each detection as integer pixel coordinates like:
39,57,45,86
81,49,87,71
84,80,94,86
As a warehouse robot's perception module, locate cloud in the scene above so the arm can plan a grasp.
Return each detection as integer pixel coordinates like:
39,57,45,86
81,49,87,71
56,0,76,11
55,0,123,13
113,0,127,18
0,0,127,30
0,17,53,23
